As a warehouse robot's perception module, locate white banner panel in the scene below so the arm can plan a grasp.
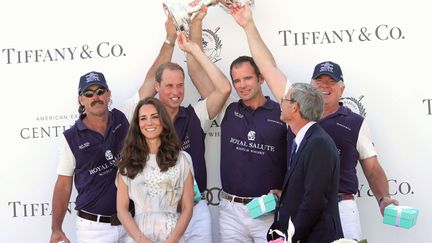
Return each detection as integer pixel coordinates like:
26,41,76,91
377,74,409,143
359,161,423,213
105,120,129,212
1,0,430,242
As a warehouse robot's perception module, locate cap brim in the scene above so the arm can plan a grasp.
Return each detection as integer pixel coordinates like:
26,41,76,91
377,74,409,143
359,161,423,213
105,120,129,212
312,72,342,82
79,82,109,94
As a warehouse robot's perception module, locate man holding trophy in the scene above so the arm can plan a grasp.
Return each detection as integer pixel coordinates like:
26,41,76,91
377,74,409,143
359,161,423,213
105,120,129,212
140,8,232,243
185,2,287,243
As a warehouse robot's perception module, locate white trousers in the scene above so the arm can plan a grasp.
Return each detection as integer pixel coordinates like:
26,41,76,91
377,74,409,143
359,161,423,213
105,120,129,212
183,200,213,243
338,199,362,241
218,198,273,243
76,217,127,243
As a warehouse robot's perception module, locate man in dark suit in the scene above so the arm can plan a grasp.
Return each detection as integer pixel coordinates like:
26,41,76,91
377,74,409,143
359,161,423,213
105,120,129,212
269,83,343,243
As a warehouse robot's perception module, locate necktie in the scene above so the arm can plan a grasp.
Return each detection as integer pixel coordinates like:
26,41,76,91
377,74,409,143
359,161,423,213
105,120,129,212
288,139,297,170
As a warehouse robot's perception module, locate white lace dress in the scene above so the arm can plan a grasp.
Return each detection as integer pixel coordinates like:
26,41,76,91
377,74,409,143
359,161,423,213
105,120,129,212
120,151,192,243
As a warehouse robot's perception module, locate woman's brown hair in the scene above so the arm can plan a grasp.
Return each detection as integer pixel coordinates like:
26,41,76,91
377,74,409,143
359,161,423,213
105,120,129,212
118,97,181,179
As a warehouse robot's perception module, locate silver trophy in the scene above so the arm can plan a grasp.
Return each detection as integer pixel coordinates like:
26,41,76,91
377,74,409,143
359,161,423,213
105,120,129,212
163,0,254,33
218,0,254,13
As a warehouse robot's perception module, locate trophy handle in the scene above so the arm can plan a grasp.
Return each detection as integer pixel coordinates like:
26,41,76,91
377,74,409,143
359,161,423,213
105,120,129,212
163,2,191,32
218,0,254,12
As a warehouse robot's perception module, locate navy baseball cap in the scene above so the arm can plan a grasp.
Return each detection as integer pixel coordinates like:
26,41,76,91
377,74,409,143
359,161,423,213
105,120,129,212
78,71,109,94
311,61,343,82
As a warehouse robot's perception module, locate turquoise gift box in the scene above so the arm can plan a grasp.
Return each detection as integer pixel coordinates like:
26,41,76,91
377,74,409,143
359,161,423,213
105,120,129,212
383,204,419,229
193,181,201,202
246,194,277,219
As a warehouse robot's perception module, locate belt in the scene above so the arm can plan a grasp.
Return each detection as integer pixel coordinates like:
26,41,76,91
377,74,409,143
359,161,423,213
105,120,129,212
337,193,354,202
78,210,111,223
221,191,254,205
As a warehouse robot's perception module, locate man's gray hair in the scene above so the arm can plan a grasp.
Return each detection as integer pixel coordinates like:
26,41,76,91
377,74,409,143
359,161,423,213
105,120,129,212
290,82,324,121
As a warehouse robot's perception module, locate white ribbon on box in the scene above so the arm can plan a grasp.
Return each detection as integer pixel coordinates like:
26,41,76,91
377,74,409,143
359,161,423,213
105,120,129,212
395,206,410,227
259,195,267,214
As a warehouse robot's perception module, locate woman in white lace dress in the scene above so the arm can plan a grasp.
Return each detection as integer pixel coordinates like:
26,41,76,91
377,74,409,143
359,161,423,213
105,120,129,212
117,97,194,243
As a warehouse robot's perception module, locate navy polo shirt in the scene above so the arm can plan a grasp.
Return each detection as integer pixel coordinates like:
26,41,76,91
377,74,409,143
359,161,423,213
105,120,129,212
287,104,363,194
64,108,129,215
220,97,287,197
174,105,207,192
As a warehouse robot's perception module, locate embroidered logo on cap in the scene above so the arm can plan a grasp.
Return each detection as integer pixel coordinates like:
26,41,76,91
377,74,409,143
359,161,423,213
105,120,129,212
319,62,335,73
85,72,101,83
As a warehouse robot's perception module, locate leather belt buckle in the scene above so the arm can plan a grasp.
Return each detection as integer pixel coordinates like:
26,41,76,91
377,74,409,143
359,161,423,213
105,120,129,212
232,196,252,204
221,191,253,205
78,210,111,223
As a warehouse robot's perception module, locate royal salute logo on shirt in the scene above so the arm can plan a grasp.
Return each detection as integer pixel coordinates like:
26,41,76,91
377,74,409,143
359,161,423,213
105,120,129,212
229,137,276,155
88,159,117,176
105,150,113,160
202,27,222,63
340,95,367,117
247,130,256,141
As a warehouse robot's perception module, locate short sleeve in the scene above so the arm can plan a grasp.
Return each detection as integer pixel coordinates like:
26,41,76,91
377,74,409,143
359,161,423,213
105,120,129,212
357,120,378,160
115,170,130,188
178,151,193,183
192,99,211,132
57,136,75,176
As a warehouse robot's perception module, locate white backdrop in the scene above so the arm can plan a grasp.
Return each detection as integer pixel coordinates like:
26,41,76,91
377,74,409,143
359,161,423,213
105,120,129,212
1,0,430,242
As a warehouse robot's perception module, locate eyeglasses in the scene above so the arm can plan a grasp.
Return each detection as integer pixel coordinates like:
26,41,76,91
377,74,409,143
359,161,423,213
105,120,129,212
281,96,295,104
81,88,107,98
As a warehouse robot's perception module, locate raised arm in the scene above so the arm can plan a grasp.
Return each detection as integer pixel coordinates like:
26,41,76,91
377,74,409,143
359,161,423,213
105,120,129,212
230,3,288,102
178,32,231,119
139,16,178,99
186,5,215,99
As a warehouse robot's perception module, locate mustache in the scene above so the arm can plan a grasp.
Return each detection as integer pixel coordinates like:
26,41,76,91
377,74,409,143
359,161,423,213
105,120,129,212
91,100,104,106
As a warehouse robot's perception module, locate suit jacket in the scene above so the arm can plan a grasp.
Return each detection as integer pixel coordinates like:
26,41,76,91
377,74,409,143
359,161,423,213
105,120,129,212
269,123,343,243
